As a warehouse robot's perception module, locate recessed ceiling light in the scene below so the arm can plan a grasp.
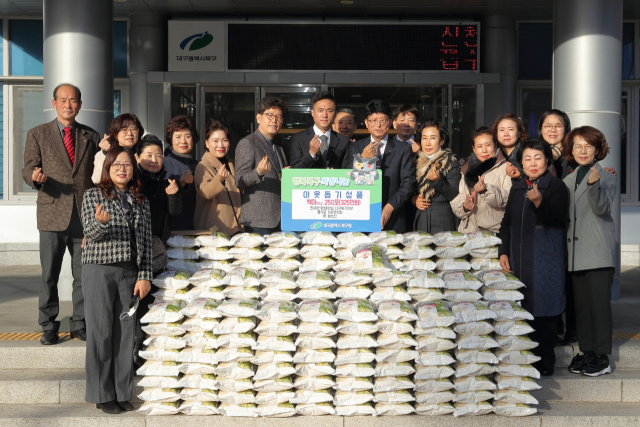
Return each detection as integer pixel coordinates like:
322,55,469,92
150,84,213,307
341,1,354,4
351,94,361,98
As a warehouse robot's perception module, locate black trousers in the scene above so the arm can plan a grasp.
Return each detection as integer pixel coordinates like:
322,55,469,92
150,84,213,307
571,267,615,355
530,315,558,364
38,203,84,332
557,273,577,335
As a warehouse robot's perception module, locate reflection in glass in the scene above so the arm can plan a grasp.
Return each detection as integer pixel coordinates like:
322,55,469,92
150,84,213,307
451,86,477,158
204,90,255,161
521,88,552,138
13,87,43,195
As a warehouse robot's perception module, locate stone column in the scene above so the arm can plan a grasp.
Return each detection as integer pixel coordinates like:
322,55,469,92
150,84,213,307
483,15,517,125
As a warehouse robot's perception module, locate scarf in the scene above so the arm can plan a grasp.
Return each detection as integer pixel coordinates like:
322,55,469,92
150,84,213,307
169,148,198,172
114,186,136,223
415,148,456,199
137,163,165,183
463,152,499,189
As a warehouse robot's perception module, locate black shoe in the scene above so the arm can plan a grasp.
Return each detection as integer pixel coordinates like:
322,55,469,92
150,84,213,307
568,353,587,374
70,328,87,341
96,400,122,414
540,361,555,377
563,331,578,344
40,331,59,345
117,401,134,411
582,354,612,377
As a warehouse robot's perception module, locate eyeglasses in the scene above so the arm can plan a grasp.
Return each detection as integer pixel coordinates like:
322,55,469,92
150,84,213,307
119,127,139,135
573,144,595,152
367,119,389,126
543,124,564,131
264,112,284,122
111,162,133,170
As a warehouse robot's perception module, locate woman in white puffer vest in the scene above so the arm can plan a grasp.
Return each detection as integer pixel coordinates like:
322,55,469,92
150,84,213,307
450,127,512,233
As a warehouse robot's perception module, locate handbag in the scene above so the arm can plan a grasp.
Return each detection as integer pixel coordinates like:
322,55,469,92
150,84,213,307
151,235,168,273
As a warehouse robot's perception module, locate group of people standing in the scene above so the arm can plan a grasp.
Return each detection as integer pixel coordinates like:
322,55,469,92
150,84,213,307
23,84,617,414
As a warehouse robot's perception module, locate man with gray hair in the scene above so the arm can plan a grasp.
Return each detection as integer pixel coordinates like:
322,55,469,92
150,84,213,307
333,108,357,142
22,83,100,345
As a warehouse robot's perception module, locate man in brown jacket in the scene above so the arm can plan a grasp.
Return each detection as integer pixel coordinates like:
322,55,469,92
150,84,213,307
22,83,100,345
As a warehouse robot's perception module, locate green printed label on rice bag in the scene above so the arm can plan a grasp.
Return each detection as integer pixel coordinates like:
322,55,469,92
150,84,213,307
277,336,293,342
396,376,411,381
316,362,331,366
238,332,255,339
168,319,185,326
450,231,464,237
316,271,331,280
174,270,191,280
239,403,256,408
520,351,534,355
202,348,217,353
357,300,373,312
318,349,333,353
166,301,184,312
202,400,218,407
316,389,330,394
278,403,294,408
392,286,407,292
244,270,258,279
214,232,229,239
475,375,490,381
462,272,480,281
356,363,372,368
239,300,257,308
399,301,413,313
355,390,372,395
278,321,294,326
318,375,332,380
357,349,373,354
216,247,229,252
280,289,295,294
356,377,372,383
358,334,373,339
237,362,253,370
276,363,293,368
161,402,179,408
238,317,254,323
175,287,190,295
319,301,334,314
320,323,335,328
237,378,252,383
279,302,294,312
237,347,253,354
397,362,411,367
202,374,217,380
162,361,179,366
204,300,220,310
162,388,180,393
203,332,220,339
398,333,412,339
317,402,332,407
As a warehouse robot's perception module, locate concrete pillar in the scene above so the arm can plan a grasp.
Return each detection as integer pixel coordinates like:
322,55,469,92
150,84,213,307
129,13,167,131
43,0,113,303
553,0,623,299
483,15,517,125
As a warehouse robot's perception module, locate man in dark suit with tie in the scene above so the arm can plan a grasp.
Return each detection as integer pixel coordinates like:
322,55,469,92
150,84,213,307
22,83,100,345
289,91,350,169
345,100,416,232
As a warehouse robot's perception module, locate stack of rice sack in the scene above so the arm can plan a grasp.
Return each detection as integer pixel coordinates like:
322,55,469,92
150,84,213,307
165,234,209,274
464,231,502,274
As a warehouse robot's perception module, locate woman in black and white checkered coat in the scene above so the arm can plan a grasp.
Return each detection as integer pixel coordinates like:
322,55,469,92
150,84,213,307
81,146,152,414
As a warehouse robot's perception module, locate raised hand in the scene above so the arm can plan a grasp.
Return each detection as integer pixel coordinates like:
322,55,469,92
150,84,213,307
604,167,618,180
134,280,151,299
426,165,440,182
506,162,522,179
410,140,421,154
474,176,487,194
180,169,194,186
95,204,110,225
32,167,47,184
309,135,322,157
217,164,230,184
361,142,378,159
257,156,271,175
527,184,542,208
98,134,110,152
588,167,601,185
463,194,476,212
499,254,513,273
165,179,179,195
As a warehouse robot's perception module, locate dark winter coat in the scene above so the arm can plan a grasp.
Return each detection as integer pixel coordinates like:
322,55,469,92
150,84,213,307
138,165,183,242
497,170,569,317
164,150,198,231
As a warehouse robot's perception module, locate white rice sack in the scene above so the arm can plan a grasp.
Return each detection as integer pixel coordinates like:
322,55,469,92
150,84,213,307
442,271,483,290
375,402,415,416
374,362,415,377
451,302,497,323
137,401,180,416
496,335,539,351
142,335,186,350
413,326,455,339
218,402,258,417
301,231,339,245
414,365,456,380
256,402,296,418
293,348,336,364
217,379,255,393
251,351,293,366
376,320,414,335
254,321,296,337
369,230,405,245
290,389,334,404
453,390,495,404
376,300,418,322
463,230,501,250
377,333,418,349
374,347,418,364
415,391,455,405
329,375,373,392
408,287,444,302
264,246,299,259
399,245,436,260
453,321,494,336
255,301,298,323
373,376,415,392
494,320,535,336
217,299,259,317
253,362,295,381
337,333,377,349
213,347,254,363
140,300,185,324
229,232,265,248
336,320,378,335
373,390,415,403
455,349,499,365
198,246,234,261
178,362,217,375
414,378,454,393
297,321,337,337
403,230,434,247
470,258,501,271
436,258,471,271
208,260,234,272
179,299,221,319
138,387,181,402
335,231,373,249
178,373,219,389
264,258,301,271
443,289,483,303
400,259,436,271
334,390,375,406
223,332,257,349
335,298,378,322
415,301,456,328
457,334,499,350
137,375,181,388
255,390,295,405
299,245,336,259
371,271,412,287
483,288,524,302
152,270,192,290
336,348,377,365
295,402,336,416
335,402,377,416
494,390,539,405
415,351,456,366
178,400,219,415
294,375,336,391
259,270,296,288
335,285,373,300
495,350,541,365
335,248,354,261
220,267,259,287
453,362,497,377
478,270,526,290
253,335,296,352
297,299,338,323
333,260,355,271
265,231,300,248
295,334,336,350
185,286,225,302
182,331,229,348
299,257,336,272
415,402,455,416
166,259,209,274
259,288,297,302
490,301,534,321
233,259,265,270
469,246,499,259
388,259,406,270
433,231,468,247
252,376,294,392
296,271,333,289
494,374,541,391
352,244,391,274
177,347,219,364
335,363,376,378
141,320,186,337
195,231,231,247
228,246,265,260
383,245,404,259
407,270,445,288
167,247,200,260
492,401,537,417
182,317,220,333
453,375,497,392
217,390,255,404
295,362,335,377
496,363,540,379
223,286,260,300
188,267,225,286
371,287,410,302
434,246,469,258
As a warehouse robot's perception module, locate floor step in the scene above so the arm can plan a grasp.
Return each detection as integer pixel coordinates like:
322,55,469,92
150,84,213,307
554,339,640,368
0,402,640,427
535,368,640,403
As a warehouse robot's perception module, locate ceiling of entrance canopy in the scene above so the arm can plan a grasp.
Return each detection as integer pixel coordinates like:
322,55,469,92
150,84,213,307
2,0,640,19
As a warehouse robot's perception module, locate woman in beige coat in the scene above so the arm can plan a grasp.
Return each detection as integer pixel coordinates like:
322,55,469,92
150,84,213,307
451,127,512,233
194,121,242,235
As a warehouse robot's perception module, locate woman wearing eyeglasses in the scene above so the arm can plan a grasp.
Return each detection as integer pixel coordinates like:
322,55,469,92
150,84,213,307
538,109,574,180
81,146,152,414
92,113,144,184
491,113,528,183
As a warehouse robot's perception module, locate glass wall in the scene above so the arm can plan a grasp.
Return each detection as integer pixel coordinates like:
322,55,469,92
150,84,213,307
12,87,43,195
521,88,552,138
9,20,43,76
451,86,477,158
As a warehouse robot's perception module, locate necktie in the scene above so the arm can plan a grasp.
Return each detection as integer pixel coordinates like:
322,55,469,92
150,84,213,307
318,135,328,155
63,126,75,165
375,141,383,168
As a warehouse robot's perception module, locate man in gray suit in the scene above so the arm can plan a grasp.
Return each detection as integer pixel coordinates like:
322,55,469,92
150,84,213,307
22,83,100,345
235,96,289,235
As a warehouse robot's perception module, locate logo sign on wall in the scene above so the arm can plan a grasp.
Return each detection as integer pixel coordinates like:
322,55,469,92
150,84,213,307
281,169,382,233
168,21,225,72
